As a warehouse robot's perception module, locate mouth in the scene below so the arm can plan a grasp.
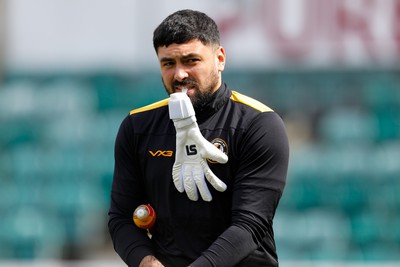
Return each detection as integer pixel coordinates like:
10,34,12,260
172,79,197,94
174,85,195,94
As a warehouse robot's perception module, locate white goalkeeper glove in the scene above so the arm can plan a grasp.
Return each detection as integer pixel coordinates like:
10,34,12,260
169,91,228,201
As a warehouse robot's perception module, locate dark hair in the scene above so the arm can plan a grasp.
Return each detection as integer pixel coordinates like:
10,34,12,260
153,9,220,52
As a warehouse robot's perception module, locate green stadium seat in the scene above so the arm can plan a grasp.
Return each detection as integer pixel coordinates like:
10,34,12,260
275,209,351,261
1,205,66,259
318,108,378,145
0,81,37,120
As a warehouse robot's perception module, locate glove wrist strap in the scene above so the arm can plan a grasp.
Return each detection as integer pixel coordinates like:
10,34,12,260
173,116,196,128
168,92,195,120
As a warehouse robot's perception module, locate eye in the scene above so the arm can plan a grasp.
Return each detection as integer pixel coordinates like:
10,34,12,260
186,58,200,64
162,61,175,68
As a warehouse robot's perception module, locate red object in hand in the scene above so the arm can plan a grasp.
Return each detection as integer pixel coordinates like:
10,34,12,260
133,204,156,229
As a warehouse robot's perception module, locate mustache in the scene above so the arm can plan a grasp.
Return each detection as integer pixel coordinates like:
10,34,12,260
172,79,197,88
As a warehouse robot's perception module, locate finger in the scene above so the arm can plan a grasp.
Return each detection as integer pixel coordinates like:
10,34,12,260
200,160,227,192
205,142,228,164
172,164,184,192
192,165,212,202
188,128,228,163
183,164,198,201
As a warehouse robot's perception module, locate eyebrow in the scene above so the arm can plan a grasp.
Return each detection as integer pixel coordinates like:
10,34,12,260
159,53,201,63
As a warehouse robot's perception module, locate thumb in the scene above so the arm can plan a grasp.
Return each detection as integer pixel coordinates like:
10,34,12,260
203,141,228,164
189,126,228,164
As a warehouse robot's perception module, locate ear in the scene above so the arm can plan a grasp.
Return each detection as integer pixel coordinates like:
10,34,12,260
216,46,226,72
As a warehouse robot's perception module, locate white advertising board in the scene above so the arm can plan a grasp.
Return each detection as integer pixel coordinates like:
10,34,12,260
4,0,400,71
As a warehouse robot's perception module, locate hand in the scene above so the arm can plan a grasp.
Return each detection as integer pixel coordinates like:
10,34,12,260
169,92,228,201
139,255,164,267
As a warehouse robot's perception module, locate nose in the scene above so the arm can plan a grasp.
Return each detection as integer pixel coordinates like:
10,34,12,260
174,64,189,81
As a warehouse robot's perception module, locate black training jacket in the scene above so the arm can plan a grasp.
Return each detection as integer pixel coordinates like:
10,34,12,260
108,83,289,267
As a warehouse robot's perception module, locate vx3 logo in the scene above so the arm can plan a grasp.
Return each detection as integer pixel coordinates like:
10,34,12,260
149,150,173,157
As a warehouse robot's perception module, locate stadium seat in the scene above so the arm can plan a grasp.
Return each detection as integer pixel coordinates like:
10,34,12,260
318,108,378,145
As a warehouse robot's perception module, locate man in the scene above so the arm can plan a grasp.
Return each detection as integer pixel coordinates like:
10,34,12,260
108,9,289,267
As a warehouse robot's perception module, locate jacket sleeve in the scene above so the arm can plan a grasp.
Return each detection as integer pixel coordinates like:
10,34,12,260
108,115,154,267
191,111,289,267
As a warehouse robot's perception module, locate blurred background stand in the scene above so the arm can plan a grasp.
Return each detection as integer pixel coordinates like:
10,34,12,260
0,0,6,82
0,0,399,266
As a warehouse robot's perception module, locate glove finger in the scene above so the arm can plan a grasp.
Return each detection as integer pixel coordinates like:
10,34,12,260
188,126,228,164
200,160,227,192
183,164,199,201
205,148,228,164
172,164,184,192
193,166,212,202
204,142,228,164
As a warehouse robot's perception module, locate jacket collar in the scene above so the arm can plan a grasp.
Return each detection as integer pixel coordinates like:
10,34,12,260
194,82,230,122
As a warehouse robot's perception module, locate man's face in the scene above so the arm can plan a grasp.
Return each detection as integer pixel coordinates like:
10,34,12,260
157,39,226,108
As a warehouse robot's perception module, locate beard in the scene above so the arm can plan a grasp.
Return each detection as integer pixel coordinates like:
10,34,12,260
190,86,214,110
163,69,220,110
